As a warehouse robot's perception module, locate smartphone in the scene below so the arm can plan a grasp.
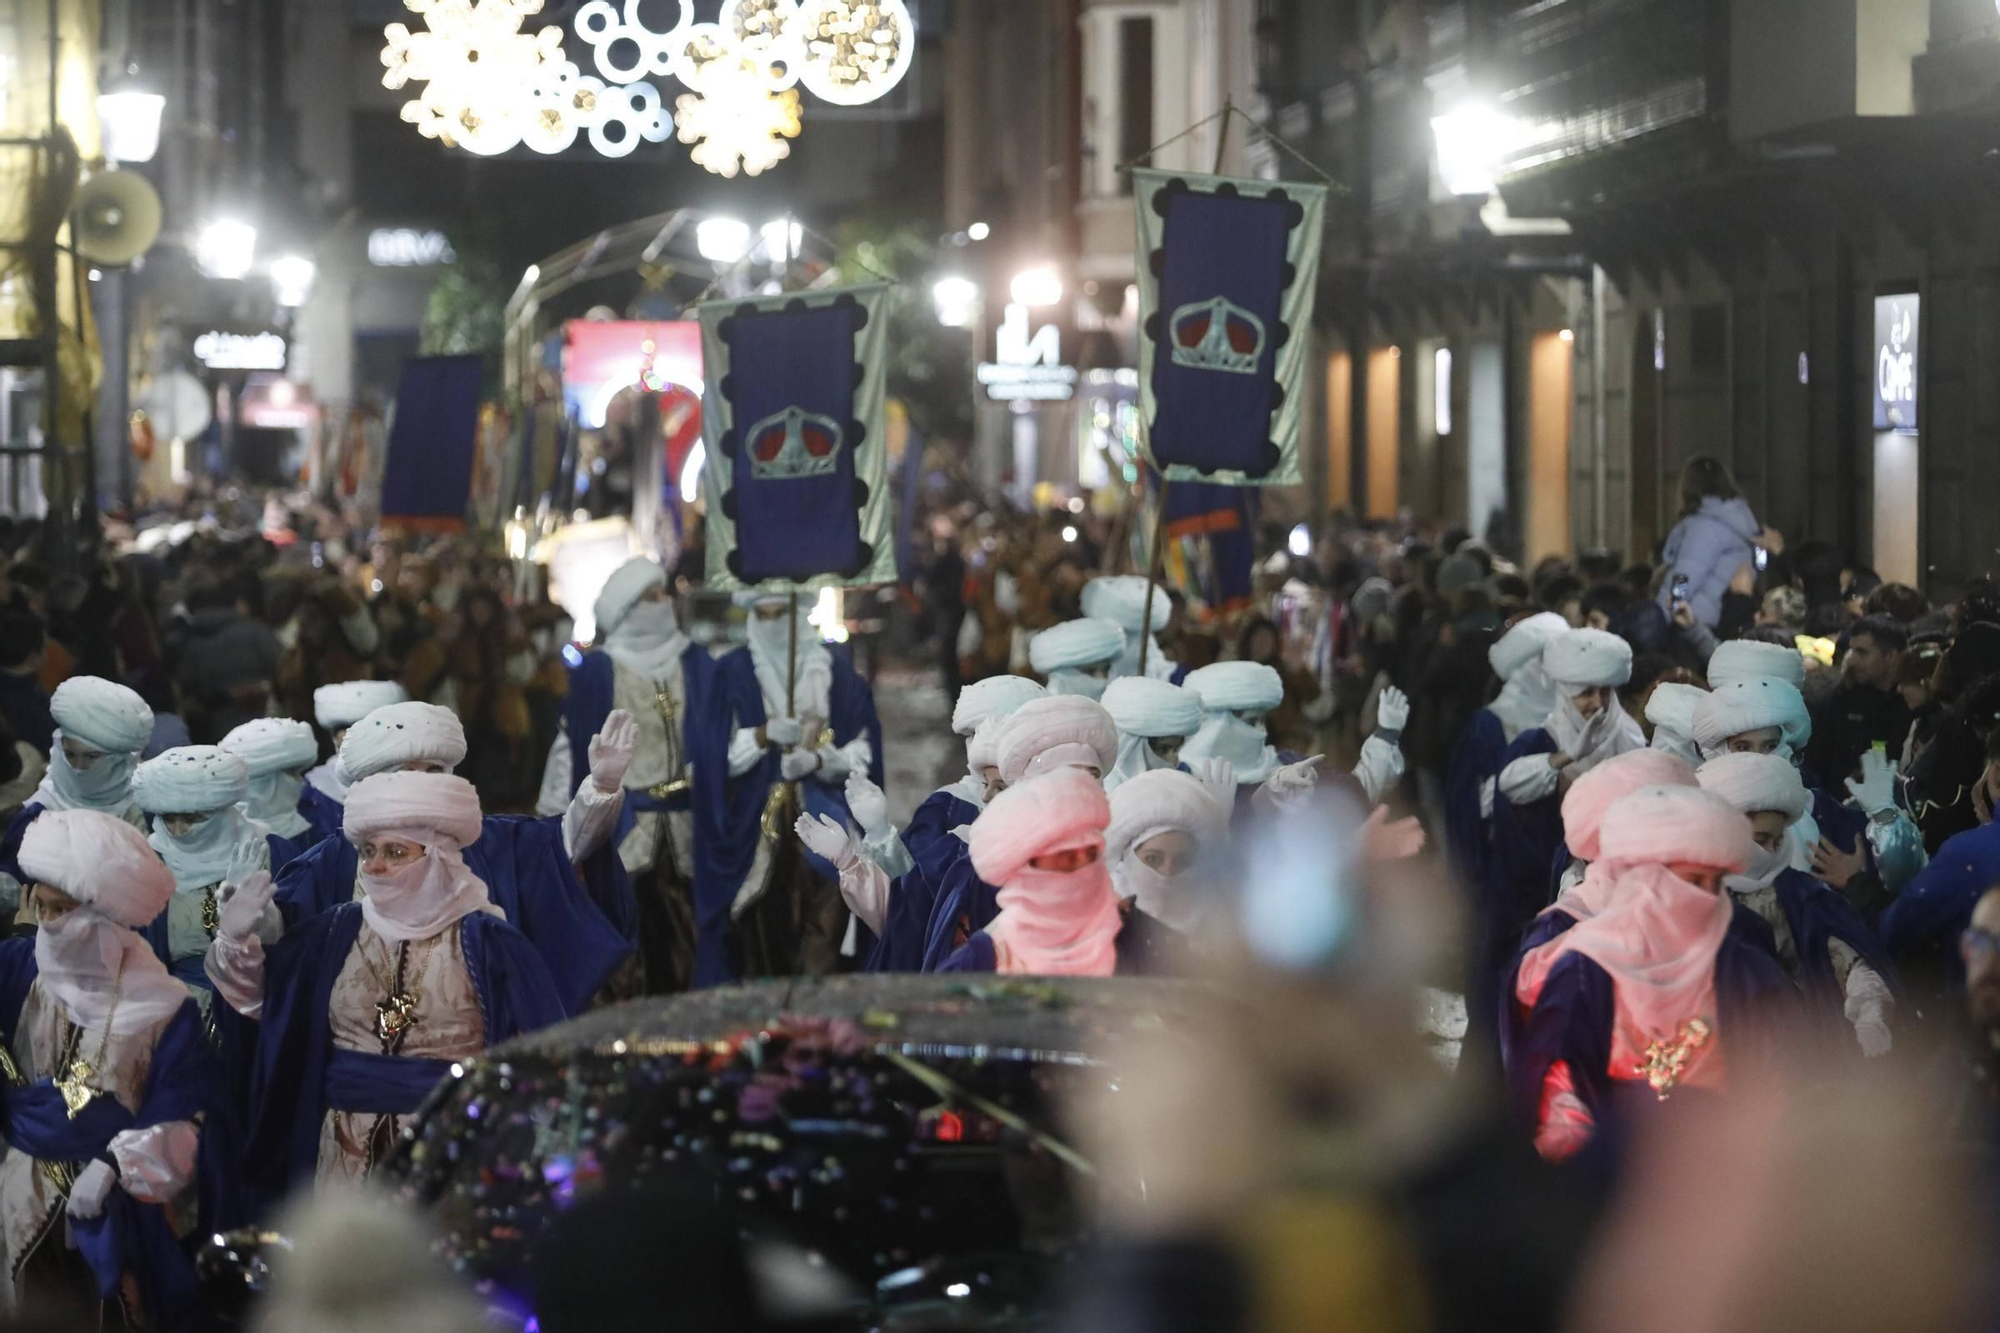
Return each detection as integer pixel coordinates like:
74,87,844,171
1753,545,1769,572
1670,573,1691,611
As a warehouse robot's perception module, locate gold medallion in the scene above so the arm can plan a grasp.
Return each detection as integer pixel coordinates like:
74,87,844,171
55,1058,98,1119
376,991,421,1044
1633,1017,1713,1101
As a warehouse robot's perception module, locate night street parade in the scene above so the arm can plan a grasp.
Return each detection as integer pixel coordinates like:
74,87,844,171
0,0,1998,1329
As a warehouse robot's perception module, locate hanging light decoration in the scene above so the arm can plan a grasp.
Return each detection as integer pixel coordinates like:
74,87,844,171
379,0,913,173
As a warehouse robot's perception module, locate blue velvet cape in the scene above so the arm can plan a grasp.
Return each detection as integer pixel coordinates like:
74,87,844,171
240,903,567,1208
296,784,346,848
271,816,632,1015
681,646,883,989
1882,819,2000,990
0,940,240,1330
864,787,979,974
1444,708,1508,887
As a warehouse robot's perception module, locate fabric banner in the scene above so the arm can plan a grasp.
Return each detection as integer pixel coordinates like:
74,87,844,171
698,284,896,593
379,354,485,530
1133,168,1327,487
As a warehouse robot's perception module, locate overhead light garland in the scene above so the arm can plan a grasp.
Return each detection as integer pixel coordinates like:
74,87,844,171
380,0,913,175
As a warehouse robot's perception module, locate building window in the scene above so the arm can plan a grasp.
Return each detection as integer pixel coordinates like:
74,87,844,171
1117,17,1155,196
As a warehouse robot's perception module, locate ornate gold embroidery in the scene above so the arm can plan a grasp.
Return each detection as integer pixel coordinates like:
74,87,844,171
1633,1017,1713,1101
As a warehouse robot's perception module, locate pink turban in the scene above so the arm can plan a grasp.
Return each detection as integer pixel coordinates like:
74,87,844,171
966,717,1006,772
970,768,1110,887
996,696,1118,784
343,771,484,849
1561,749,1698,861
19,808,174,928
1106,769,1228,869
1597,785,1754,875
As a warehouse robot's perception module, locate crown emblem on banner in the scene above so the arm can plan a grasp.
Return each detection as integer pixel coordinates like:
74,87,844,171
1169,296,1266,375
747,406,843,480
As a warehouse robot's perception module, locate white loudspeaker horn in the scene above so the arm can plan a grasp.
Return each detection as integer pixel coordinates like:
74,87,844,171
74,169,163,267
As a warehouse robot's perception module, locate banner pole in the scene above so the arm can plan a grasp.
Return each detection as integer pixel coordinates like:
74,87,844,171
785,590,799,719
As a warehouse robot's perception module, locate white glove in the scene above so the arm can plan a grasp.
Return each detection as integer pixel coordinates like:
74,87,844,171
1375,683,1409,734
223,836,268,894
218,871,277,942
845,773,892,839
1479,777,1496,821
1845,749,1899,817
1194,758,1237,811
1498,754,1561,805
67,1159,116,1220
1855,1019,1892,1059
780,748,821,782
764,716,804,748
587,709,638,792
794,813,856,871
1263,756,1324,812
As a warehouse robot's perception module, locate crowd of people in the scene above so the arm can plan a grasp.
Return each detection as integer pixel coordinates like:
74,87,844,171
0,451,1997,1328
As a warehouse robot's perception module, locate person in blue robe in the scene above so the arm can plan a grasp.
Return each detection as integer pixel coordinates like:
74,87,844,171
221,716,328,852
1504,787,1795,1162
209,772,568,1205
1442,611,1570,887
1,808,241,1329
538,558,713,991
276,700,635,1014
680,593,883,987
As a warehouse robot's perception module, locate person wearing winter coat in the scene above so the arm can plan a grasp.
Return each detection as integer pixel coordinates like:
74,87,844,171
1656,457,1773,631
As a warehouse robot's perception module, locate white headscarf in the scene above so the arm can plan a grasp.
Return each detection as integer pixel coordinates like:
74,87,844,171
1081,576,1174,679
19,810,187,1035
596,557,687,680
34,677,154,817
1180,662,1286,786
343,772,498,943
133,746,261,892
337,702,469,784
1105,769,1228,931
1100,677,1204,792
737,593,831,724
1029,619,1127,700
221,717,320,840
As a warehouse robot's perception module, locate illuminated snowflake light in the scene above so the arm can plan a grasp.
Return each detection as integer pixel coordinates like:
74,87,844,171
795,0,914,107
382,0,571,157
674,63,801,178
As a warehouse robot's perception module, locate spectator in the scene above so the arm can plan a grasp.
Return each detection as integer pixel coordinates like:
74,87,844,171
1805,615,1912,785
274,580,380,728
1865,581,1929,625
1897,633,1947,767
1843,566,1883,620
1655,455,1768,630
175,578,282,742
0,614,54,753
1755,585,1808,634
1238,615,1322,756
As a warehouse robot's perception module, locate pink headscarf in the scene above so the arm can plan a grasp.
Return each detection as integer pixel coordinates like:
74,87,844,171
1549,750,1698,922
343,772,496,943
968,769,1123,976
1518,787,1753,1092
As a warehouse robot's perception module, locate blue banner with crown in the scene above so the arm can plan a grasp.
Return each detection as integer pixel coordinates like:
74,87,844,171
697,284,896,592
1133,168,1327,487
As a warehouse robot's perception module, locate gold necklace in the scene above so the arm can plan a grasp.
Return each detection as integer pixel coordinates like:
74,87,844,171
358,932,434,1050
53,952,126,1120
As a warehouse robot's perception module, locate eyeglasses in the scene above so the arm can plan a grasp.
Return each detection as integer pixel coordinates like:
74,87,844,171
1960,927,2000,962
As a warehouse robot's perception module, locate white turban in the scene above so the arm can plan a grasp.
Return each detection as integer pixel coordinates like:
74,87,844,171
997,696,1119,785
337,701,468,783
1697,751,1811,823
1645,683,1707,742
1597,785,1754,875
220,718,320,777
1106,769,1228,870
132,746,250,814
1082,576,1172,635
1029,619,1126,674
20,808,174,928
313,680,408,732
1101,677,1204,739
1489,612,1570,681
969,768,1109,887
1543,629,1633,690
967,717,1006,772
951,676,1047,736
593,556,666,640
344,771,484,849
1183,662,1285,715
50,676,154,754
1706,639,1806,690
1691,680,1811,758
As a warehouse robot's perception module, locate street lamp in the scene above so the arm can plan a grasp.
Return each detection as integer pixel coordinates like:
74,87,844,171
270,254,317,308
696,216,751,264
760,217,802,262
1430,101,1519,198
1010,266,1062,308
97,75,165,165
932,276,979,328
195,219,258,280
